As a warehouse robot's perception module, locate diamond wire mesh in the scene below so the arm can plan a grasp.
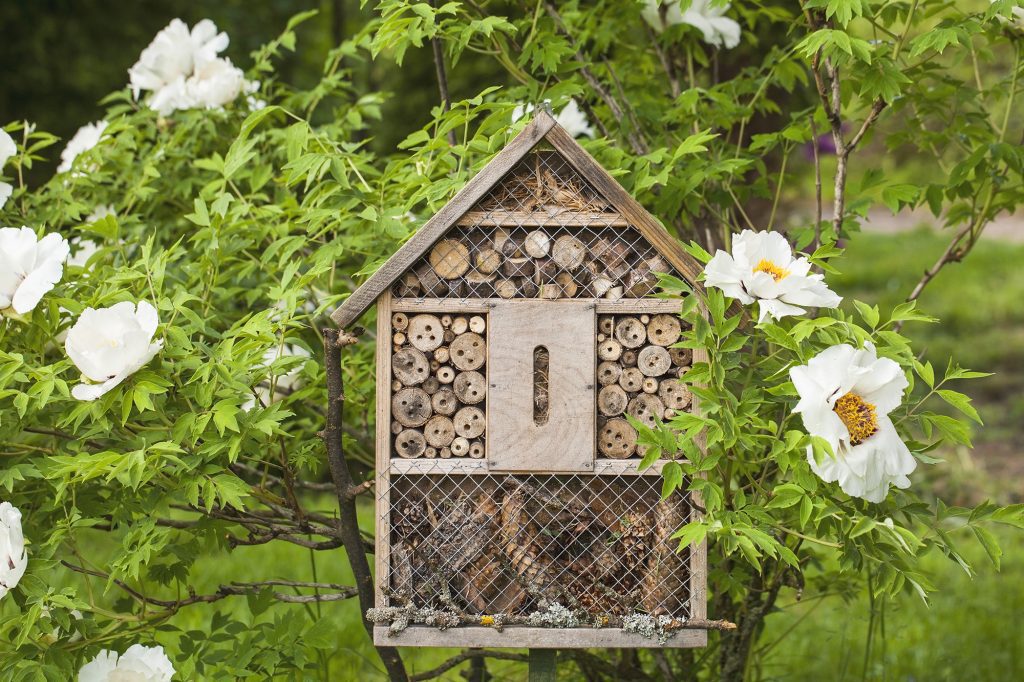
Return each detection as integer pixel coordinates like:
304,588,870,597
392,149,675,301
385,468,693,620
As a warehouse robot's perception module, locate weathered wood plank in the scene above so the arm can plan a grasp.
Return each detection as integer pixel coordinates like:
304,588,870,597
373,625,707,649
487,301,596,472
331,111,558,328
390,298,683,314
375,292,393,607
457,209,629,227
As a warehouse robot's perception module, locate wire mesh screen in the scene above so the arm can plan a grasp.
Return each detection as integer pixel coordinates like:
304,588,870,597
392,150,676,301
385,470,693,621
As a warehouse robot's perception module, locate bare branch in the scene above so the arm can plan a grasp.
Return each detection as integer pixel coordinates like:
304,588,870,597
324,328,409,682
409,650,529,682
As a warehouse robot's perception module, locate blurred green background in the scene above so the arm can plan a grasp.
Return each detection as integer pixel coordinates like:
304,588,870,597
3,2,1022,680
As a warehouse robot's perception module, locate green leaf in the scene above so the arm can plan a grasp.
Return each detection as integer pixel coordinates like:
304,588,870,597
661,461,683,499
936,389,982,424
971,525,1002,570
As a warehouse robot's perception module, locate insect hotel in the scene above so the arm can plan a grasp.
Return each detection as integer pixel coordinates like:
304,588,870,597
331,110,709,648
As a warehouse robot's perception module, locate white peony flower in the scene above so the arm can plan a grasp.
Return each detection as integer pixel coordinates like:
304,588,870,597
129,19,228,101
790,343,917,503
57,121,108,174
68,240,100,269
244,343,312,410
86,204,117,223
78,643,174,682
512,99,595,138
0,227,71,316
703,229,841,322
65,301,163,401
642,0,742,49
184,57,248,111
0,129,16,209
0,502,28,600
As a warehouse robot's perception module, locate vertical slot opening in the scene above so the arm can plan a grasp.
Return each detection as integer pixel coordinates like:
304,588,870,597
533,345,549,425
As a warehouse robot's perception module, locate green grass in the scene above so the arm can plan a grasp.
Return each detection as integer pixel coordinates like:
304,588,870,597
833,228,1024,443
756,527,1024,682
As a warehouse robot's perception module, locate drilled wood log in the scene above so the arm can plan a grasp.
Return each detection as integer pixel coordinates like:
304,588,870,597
475,248,501,275
454,406,486,438
423,415,456,448
615,317,647,348
597,361,622,386
424,446,438,459
429,239,470,279
451,437,470,457
469,315,486,333
392,388,432,427
619,367,644,393
408,314,444,352
604,285,624,300
431,388,457,415
495,278,517,299
391,312,409,331
433,346,450,364
450,332,486,371
440,446,452,459
598,315,615,336
414,263,447,297
453,370,486,405
524,230,551,258
451,316,468,334
642,377,659,394
620,349,638,368
502,257,534,278
422,376,440,394
554,272,578,298
598,418,638,458
647,314,682,347
393,332,406,347
539,283,561,300
468,441,485,459
638,346,672,377
499,237,523,258
624,270,657,297
443,329,456,343
669,347,693,366
441,314,452,328
392,348,430,386
391,421,402,435
598,385,628,416
659,378,693,411
597,338,622,362
394,429,426,458
591,276,614,298
551,235,586,270
627,394,665,428
436,366,455,384
592,238,630,269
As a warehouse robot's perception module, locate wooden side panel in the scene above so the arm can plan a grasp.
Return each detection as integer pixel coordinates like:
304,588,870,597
487,301,596,472
374,625,707,649
374,293,393,608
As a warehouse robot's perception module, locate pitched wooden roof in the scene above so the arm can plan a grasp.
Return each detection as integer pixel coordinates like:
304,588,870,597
330,109,703,328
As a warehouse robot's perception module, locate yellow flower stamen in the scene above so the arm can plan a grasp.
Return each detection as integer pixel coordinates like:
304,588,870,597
833,393,879,445
753,259,790,281
480,615,495,626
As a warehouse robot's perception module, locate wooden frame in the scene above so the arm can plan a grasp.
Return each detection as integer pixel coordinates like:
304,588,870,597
339,112,710,650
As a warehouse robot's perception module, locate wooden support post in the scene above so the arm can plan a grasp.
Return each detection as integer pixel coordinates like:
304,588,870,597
528,649,557,682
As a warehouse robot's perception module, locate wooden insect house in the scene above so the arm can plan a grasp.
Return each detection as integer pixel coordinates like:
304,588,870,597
331,110,708,648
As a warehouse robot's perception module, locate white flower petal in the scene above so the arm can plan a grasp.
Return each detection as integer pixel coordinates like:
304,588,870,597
756,298,805,322
0,227,70,314
703,250,754,303
0,501,28,600
57,121,108,174
0,130,16,167
78,644,174,682
65,301,163,399
0,182,11,209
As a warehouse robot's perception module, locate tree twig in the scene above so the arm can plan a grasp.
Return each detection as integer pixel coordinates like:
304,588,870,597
429,0,458,147
324,328,409,682
409,650,529,681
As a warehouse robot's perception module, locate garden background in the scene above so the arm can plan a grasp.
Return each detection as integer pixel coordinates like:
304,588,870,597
1,1,1022,680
